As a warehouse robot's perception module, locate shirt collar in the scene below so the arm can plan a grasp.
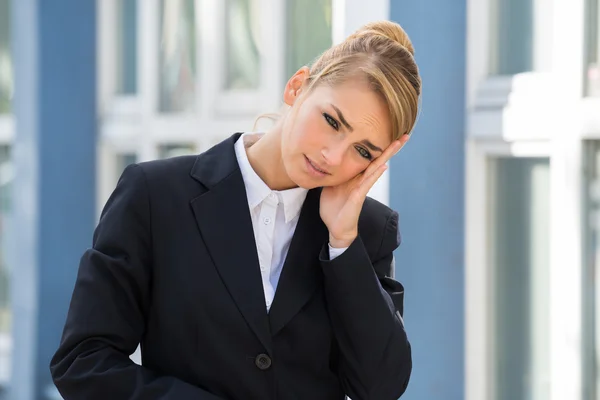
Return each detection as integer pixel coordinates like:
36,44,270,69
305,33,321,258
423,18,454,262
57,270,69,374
234,133,308,223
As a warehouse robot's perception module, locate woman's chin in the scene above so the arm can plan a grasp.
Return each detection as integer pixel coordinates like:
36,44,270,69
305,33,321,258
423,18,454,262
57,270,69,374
292,178,319,190
287,169,321,190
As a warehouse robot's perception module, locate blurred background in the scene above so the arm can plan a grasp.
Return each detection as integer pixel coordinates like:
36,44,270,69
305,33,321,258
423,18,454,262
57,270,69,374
0,0,598,399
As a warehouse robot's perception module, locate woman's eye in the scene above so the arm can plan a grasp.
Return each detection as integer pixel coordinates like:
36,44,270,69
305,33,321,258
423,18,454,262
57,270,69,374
355,146,372,160
323,113,339,130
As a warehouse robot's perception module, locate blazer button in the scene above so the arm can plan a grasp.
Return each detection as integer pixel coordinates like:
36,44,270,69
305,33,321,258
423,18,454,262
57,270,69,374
255,353,272,370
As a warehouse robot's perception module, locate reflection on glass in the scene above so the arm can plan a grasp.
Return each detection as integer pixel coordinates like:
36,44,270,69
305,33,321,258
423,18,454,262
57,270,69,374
489,0,534,75
489,157,550,400
583,141,600,399
224,0,260,90
285,0,332,80
116,0,137,95
0,145,11,335
158,144,196,159
0,0,13,114
159,0,197,112
586,0,600,96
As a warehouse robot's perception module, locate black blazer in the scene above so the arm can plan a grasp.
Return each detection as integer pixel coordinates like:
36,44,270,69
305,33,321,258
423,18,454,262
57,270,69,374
50,132,411,400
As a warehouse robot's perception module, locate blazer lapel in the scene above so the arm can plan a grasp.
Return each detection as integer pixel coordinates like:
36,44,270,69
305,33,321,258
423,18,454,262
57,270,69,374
189,133,272,354
268,188,329,336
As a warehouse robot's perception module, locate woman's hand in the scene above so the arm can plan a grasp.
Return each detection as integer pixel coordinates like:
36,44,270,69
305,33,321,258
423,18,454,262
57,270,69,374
320,136,408,248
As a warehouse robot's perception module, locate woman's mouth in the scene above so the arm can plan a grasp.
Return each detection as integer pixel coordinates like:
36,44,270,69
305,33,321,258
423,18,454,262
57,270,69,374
304,155,330,177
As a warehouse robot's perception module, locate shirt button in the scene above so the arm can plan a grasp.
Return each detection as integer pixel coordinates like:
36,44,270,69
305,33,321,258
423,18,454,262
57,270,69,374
255,353,272,370
263,217,271,225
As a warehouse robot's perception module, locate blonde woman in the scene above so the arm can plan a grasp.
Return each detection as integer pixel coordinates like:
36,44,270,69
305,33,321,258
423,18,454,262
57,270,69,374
50,20,421,400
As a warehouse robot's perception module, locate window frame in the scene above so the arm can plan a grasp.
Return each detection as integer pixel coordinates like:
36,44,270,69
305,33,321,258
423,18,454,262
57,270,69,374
466,0,588,398
465,139,554,400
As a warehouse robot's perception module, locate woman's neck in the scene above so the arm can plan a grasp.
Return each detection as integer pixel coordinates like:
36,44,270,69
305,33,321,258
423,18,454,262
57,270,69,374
245,125,298,191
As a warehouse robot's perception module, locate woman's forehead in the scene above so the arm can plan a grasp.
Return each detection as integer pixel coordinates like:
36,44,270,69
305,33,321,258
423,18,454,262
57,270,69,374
310,82,392,144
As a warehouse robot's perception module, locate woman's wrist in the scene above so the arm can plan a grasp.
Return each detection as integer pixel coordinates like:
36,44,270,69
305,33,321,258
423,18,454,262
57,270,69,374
328,234,356,249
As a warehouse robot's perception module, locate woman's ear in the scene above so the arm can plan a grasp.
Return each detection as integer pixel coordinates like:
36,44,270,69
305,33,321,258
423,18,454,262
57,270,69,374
283,66,310,106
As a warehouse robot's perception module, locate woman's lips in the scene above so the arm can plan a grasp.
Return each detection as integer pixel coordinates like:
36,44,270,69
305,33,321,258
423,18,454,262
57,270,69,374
304,155,330,177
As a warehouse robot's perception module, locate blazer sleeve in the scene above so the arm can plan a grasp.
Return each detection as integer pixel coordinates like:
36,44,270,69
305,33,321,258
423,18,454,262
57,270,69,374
320,211,411,400
49,164,226,400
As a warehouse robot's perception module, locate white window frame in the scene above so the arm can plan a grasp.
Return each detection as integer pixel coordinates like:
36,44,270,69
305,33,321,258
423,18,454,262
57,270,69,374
465,0,589,399
211,0,285,117
465,138,553,400
97,0,274,211
0,115,13,145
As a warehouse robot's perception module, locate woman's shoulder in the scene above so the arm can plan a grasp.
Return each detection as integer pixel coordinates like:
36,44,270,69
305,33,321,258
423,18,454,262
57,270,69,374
118,154,203,202
136,154,199,180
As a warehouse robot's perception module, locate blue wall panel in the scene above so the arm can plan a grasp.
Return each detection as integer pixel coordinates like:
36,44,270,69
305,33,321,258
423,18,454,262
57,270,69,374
389,2,467,399
10,1,96,398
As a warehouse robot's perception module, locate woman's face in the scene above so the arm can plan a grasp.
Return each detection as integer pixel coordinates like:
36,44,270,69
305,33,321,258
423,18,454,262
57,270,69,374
280,68,394,189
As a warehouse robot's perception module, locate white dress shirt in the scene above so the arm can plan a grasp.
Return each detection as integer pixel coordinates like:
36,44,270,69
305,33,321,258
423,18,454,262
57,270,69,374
234,133,347,311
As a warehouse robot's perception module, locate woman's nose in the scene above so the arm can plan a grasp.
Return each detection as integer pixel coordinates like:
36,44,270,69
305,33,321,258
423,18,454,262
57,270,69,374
321,143,345,167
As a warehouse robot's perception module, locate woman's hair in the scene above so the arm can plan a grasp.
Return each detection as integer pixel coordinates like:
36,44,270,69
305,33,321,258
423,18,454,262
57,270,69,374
304,20,421,140
255,21,421,140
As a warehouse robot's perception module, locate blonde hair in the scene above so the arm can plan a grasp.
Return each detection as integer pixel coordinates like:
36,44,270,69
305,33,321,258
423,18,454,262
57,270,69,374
256,20,421,140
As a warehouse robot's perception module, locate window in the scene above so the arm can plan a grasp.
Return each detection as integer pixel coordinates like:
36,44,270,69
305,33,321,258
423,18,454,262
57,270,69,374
584,141,600,399
489,0,533,75
488,157,551,400
98,0,336,198
285,0,332,80
224,0,261,90
116,0,137,95
158,0,197,113
0,145,9,337
488,0,552,76
0,0,10,354
0,0,12,114
586,0,600,96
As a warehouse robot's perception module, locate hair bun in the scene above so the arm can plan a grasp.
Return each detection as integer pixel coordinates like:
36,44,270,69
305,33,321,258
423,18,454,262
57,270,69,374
353,20,414,56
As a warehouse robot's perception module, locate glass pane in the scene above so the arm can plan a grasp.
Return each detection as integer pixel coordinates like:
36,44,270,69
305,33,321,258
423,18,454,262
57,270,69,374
224,0,260,90
489,0,534,75
0,145,11,337
285,0,332,80
586,0,600,96
584,141,600,399
158,144,196,159
116,153,137,181
116,0,137,95
489,157,551,400
158,0,197,112
0,0,13,114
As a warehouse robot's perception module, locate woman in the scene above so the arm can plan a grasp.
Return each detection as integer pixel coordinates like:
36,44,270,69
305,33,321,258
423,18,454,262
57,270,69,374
50,20,421,400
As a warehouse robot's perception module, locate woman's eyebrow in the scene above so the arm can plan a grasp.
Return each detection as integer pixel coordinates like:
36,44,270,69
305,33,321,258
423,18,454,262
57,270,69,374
331,104,353,131
360,140,383,153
